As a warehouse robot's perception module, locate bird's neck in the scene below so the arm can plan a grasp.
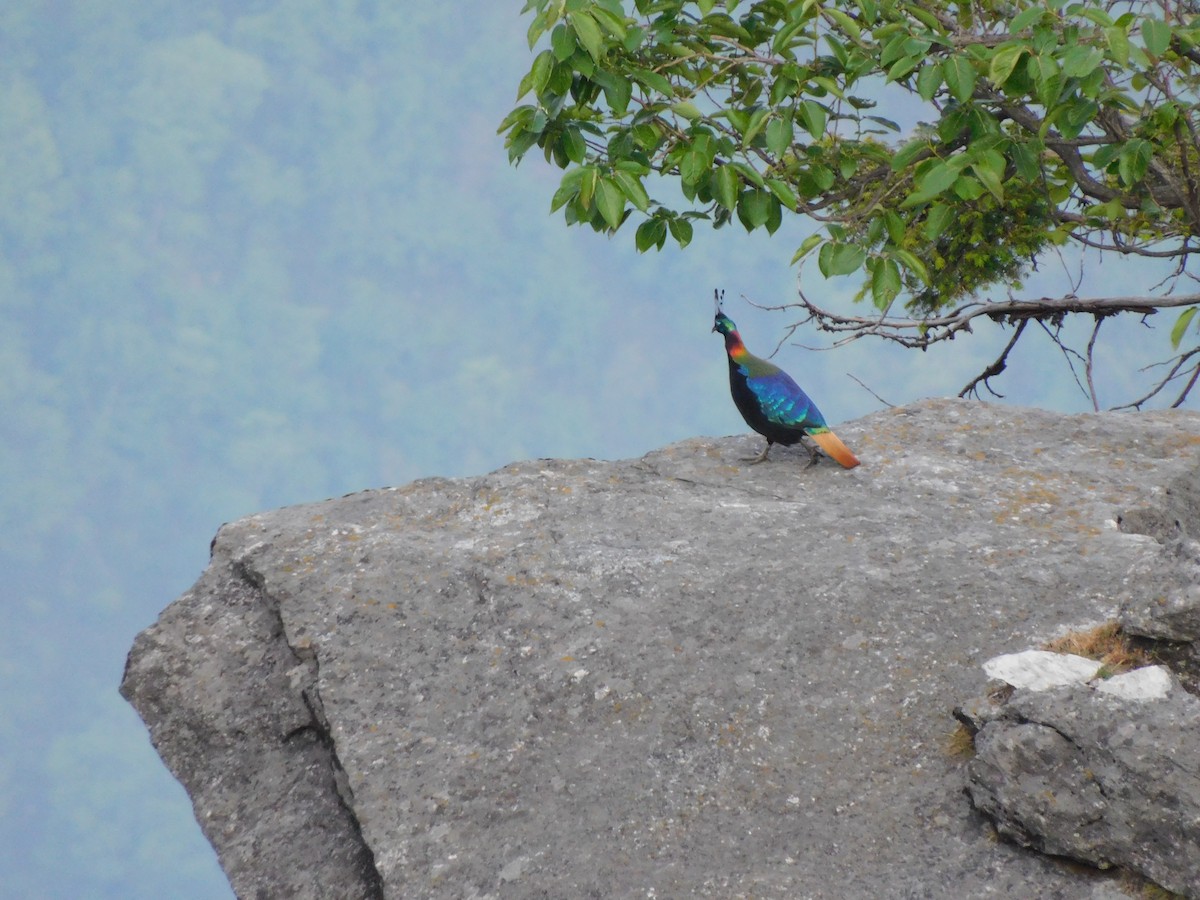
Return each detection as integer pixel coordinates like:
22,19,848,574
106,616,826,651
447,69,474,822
723,331,749,360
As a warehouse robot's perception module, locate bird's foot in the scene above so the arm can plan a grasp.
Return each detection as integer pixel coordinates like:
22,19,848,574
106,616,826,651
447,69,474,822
740,443,772,465
800,438,821,469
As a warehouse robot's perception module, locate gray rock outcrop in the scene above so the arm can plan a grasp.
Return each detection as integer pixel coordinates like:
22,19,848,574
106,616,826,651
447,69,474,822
962,677,1200,896
121,399,1200,898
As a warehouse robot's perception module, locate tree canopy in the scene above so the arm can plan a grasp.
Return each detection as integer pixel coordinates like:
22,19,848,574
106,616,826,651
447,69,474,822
503,0,1200,406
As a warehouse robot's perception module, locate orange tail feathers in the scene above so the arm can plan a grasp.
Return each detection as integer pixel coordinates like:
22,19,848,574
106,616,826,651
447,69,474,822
809,430,860,469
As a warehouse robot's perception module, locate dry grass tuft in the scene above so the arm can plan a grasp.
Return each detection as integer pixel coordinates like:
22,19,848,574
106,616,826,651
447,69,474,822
1042,621,1151,677
946,722,976,758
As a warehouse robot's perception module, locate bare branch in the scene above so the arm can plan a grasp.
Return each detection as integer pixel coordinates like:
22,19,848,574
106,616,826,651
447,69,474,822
1085,316,1103,412
775,293,1200,344
1111,347,1200,410
848,372,897,408
958,320,1027,400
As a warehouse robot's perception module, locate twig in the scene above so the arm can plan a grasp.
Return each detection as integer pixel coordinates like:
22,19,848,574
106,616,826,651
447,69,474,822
959,320,1027,399
848,373,896,407
1085,315,1103,412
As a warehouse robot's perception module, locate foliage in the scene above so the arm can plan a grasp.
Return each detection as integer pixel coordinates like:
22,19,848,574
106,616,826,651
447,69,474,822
503,0,1200,405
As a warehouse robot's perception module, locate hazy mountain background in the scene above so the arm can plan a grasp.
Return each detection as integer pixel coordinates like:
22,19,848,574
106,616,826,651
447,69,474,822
2,3,1192,896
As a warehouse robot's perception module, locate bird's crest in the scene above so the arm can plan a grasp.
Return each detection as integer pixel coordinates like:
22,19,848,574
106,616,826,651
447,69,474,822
712,289,737,335
713,288,725,315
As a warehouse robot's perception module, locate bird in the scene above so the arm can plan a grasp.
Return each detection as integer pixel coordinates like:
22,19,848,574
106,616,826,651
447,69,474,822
713,309,860,468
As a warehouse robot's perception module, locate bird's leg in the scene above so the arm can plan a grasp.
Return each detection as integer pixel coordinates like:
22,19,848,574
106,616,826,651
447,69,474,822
800,437,821,468
742,441,773,464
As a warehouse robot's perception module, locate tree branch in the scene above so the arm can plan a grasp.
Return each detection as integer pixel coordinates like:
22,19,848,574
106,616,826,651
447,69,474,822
777,293,1200,344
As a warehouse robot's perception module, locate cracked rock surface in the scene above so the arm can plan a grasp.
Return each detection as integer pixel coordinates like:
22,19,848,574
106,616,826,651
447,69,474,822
964,682,1200,897
120,398,1200,898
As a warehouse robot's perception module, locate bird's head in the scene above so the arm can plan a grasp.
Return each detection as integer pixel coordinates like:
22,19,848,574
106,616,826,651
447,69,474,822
712,312,737,335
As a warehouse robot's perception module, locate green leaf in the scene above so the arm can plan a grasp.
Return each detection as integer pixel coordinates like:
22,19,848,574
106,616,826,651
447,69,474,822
766,116,794,157
823,8,862,43
672,100,704,120
809,164,836,191
730,161,765,188
818,241,866,277
635,217,667,251
591,70,632,116
611,169,650,211
506,128,539,162
799,99,827,139
901,158,962,207
578,166,600,209
569,10,605,62
765,177,799,211
1029,53,1061,107
772,17,812,54
668,216,693,248
1118,138,1152,186
871,257,902,309
891,139,929,171
916,64,942,102
680,146,710,185
922,203,953,240
737,189,775,230
790,232,824,264
497,104,535,134
631,67,673,97
713,164,739,211
590,6,628,40
551,24,576,61
595,176,626,229
562,126,587,164
882,209,904,245
1010,141,1040,180
942,56,977,103
988,42,1026,87
1059,45,1103,79
880,33,911,69
952,175,986,200
764,195,783,234
970,149,1005,200
1009,6,1046,32
1142,17,1171,57
1105,25,1130,66
1077,7,1114,27
742,107,772,147
887,55,921,82
770,75,799,106
893,248,930,285
1171,306,1198,348
526,9,550,49
550,177,580,213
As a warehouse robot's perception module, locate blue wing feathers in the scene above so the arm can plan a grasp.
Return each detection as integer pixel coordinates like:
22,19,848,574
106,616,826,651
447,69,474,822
745,370,828,431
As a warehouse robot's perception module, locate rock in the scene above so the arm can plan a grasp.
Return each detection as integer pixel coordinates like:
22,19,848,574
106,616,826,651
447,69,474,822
1095,665,1174,701
121,399,1200,898
965,682,1200,897
982,650,1101,690
1119,535,1200,643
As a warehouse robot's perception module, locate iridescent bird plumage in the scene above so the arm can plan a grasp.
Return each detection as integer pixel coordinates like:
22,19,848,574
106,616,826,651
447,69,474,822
713,309,859,468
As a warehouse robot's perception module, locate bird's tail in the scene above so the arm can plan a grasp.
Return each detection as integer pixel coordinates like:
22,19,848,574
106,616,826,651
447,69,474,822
809,429,860,469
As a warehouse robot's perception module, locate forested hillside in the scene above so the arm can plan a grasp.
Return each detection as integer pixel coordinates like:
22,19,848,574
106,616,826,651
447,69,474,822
1,3,1187,897
1,5,806,896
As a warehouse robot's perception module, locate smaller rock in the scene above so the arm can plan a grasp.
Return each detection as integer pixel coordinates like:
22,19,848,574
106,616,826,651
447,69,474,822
982,649,1100,690
1094,665,1173,701
1119,536,1200,643
964,674,1200,896
1122,582,1200,643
